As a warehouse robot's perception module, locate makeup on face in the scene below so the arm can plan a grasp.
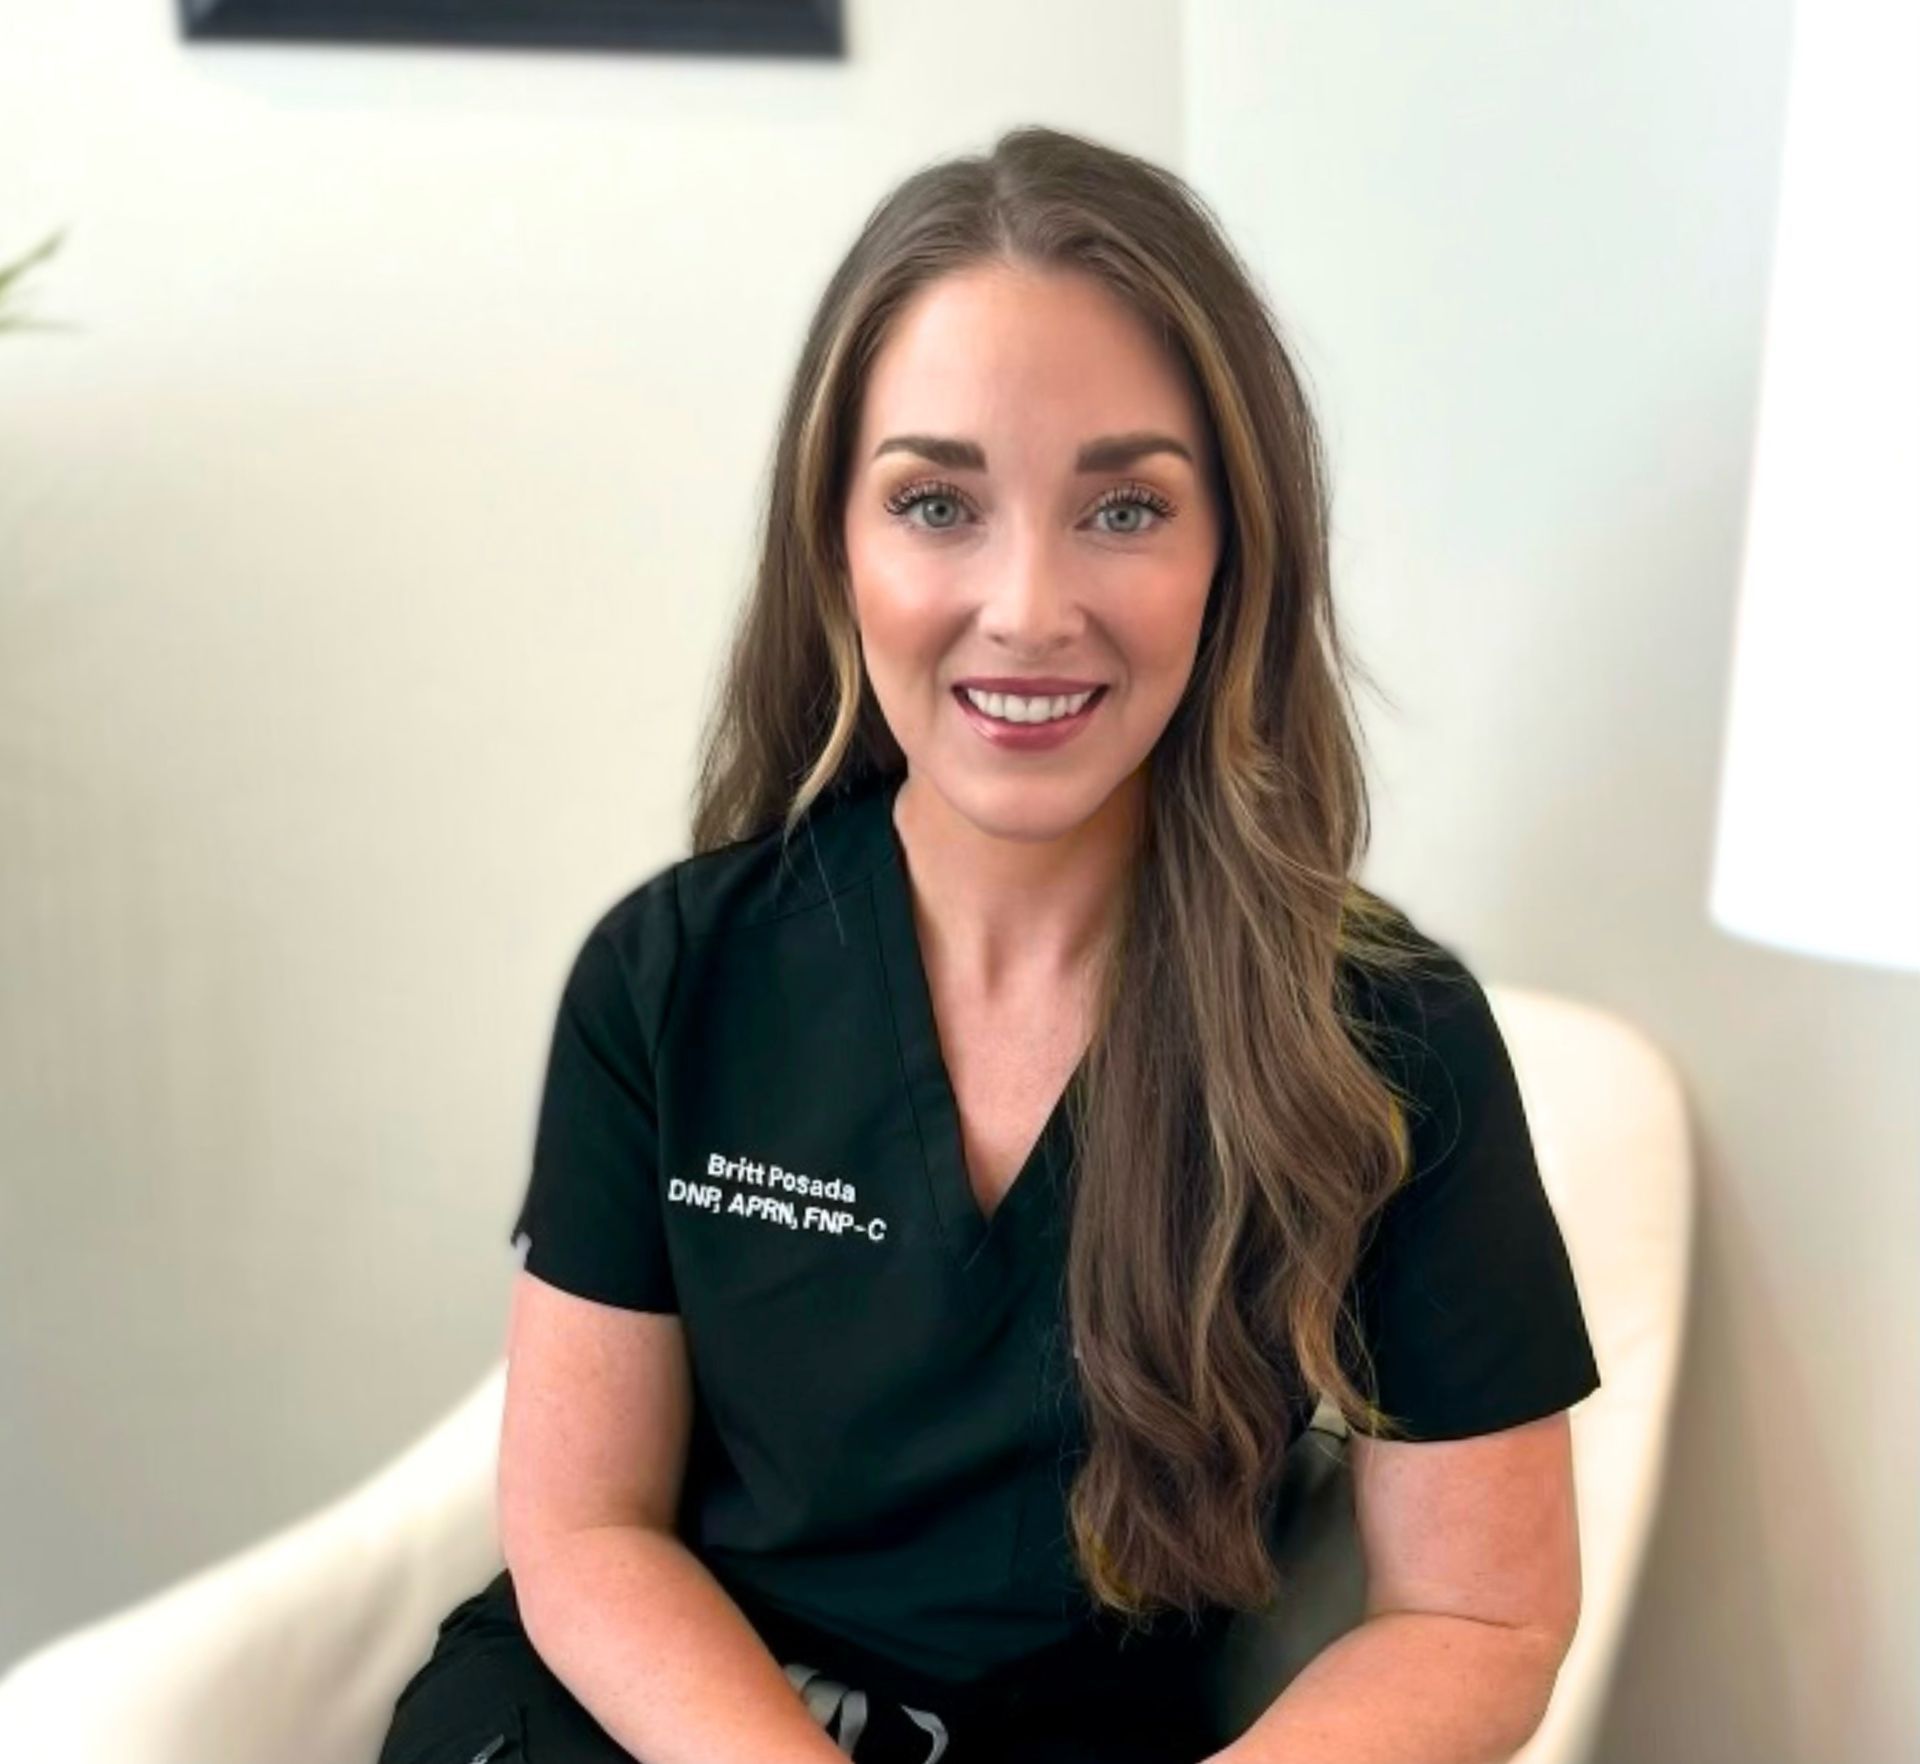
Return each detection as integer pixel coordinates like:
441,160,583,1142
950,681,1110,752
844,267,1221,809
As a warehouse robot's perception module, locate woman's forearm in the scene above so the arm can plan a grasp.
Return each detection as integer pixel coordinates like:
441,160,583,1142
1203,1609,1569,1764
510,1523,850,1764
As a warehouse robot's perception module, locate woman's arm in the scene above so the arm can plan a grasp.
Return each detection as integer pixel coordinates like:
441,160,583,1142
500,1273,847,1764
1202,1606,1568,1764
1204,1412,1582,1764
514,1523,851,1764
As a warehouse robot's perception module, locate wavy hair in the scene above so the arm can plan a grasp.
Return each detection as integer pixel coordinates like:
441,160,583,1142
687,124,1446,1626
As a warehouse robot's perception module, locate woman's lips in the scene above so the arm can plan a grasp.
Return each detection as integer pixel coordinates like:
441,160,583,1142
952,684,1108,751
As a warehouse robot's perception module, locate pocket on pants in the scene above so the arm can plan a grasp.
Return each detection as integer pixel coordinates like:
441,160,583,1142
384,1689,529,1764
386,1699,528,1764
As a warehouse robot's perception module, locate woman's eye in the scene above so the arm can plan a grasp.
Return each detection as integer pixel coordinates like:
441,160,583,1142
883,481,1176,537
885,484,972,531
1090,486,1176,536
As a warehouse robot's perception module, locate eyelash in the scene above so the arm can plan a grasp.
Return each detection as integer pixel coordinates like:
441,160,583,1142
882,478,1177,537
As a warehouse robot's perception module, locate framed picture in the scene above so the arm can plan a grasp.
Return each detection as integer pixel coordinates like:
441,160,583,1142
177,1,845,57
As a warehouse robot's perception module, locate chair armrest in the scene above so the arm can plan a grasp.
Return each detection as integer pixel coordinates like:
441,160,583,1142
0,1361,508,1764
1499,990,1694,1764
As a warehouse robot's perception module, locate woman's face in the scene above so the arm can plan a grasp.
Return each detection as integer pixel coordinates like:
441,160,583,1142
843,262,1224,841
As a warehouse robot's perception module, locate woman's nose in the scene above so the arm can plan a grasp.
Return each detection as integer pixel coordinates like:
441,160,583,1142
974,541,1088,649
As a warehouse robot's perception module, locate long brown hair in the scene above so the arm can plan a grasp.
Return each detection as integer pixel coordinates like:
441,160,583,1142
688,124,1446,1626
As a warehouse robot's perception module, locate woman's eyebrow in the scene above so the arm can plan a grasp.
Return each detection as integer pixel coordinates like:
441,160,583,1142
870,431,1195,472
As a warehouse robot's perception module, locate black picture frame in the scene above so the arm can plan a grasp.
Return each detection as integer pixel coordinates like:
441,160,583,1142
177,1,844,57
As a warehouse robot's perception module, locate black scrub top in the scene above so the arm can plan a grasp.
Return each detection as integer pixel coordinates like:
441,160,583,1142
506,768,1601,1694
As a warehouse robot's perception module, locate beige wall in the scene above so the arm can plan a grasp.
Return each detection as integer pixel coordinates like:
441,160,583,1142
6,4,1917,1762
0,0,1185,1666
1188,5,1919,1763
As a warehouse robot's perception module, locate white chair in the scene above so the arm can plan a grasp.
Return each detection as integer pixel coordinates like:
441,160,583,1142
0,986,1694,1764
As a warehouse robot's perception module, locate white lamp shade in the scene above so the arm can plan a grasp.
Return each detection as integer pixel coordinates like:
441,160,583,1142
1708,0,1920,973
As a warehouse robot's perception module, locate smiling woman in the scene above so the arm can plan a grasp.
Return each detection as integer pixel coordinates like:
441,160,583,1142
377,123,1601,1764
846,267,1223,847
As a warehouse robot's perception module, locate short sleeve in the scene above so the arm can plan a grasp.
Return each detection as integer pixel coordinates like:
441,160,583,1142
508,877,680,1313
1342,950,1601,1442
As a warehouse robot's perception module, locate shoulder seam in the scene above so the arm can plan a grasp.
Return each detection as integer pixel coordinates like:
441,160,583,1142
676,826,889,942
653,862,689,1071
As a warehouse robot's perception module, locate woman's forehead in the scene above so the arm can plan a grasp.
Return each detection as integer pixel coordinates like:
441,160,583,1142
855,271,1209,470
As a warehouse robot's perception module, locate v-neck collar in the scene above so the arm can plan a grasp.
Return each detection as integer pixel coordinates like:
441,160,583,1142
843,771,1082,1276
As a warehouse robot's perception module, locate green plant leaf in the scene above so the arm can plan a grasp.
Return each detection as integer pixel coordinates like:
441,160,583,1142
0,227,68,332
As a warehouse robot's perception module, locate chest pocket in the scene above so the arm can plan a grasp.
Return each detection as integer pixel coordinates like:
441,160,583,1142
657,1041,997,1505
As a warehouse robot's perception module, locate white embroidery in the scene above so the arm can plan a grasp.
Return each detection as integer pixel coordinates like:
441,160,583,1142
665,1150,892,1241
703,1151,859,1203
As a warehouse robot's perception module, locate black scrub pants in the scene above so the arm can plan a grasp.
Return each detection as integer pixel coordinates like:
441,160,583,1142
375,1568,1223,1764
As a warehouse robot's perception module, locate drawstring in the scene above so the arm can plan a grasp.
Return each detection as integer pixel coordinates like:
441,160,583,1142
901,1704,952,1759
783,1660,950,1762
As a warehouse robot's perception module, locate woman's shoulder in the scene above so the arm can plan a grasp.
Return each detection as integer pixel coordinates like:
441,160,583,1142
595,779,890,954
1335,890,1509,1111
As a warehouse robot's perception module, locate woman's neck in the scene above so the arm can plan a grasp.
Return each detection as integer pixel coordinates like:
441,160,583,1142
890,768,1144,1004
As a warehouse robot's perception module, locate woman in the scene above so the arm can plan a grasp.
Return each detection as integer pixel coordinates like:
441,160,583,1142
378,123,1601,1764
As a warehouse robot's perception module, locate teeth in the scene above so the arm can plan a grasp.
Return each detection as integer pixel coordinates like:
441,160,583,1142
962,686,1098,724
